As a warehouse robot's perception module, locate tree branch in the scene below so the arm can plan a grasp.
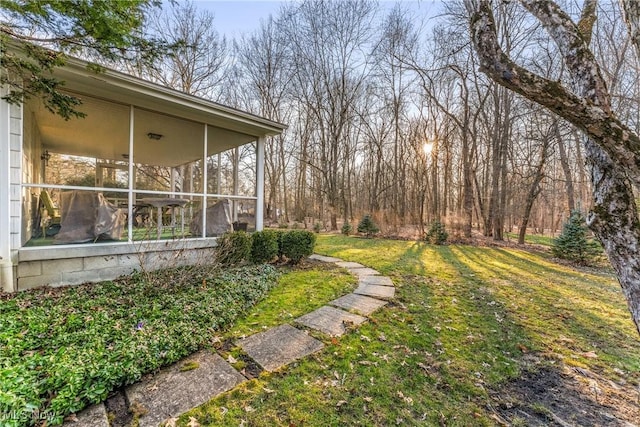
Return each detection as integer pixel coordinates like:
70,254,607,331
466,0,640,188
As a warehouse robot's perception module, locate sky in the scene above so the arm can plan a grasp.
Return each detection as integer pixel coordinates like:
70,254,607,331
193,0,443,40
193,1,285,39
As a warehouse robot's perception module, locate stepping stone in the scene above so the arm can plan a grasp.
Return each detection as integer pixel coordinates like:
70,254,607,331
335,261,365,269
354,284,395,300
65,403,109,427
126,351,244,427
330,293,388,316
296,306,367,336
237,324,324,372
360,275,394,287
309,254,342,263
349,267,380,277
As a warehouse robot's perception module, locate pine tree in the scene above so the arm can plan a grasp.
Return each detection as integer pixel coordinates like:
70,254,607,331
357,214,379,238
425,220,448,245
552,210,601,265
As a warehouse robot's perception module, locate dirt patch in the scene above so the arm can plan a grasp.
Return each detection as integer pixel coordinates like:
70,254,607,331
492,363,639,426
104,388,133,427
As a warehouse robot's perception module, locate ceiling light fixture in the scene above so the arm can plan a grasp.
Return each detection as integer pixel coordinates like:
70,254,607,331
147,132,163,140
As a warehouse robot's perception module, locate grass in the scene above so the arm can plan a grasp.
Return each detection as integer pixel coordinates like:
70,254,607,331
179,234,640,426
505,232,555,246
0,265,279,426
225,264,356,339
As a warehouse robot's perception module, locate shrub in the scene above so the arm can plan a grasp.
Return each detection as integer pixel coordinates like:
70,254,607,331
357,214,379,238
251,230,279,264
280,230,316,264
216,231,252,266
552,210,601,265
313,222,322,233
425,220,448,245
341,221,352,236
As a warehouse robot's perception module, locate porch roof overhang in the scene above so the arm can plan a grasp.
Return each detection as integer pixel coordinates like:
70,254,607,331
27,55,286,167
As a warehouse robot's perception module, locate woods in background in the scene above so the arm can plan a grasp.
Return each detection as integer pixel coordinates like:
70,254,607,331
22,0,639,242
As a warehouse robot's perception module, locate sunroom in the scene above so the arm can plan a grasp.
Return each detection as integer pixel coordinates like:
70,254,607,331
0,56,285,292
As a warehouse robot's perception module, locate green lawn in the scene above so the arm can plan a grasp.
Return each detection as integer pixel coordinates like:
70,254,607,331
505,232,555,246
181,234,640,426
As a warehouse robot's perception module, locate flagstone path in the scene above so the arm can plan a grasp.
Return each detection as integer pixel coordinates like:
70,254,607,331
67,254,395,427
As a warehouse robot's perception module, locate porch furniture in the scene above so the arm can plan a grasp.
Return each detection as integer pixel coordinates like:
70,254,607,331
138,198,189,239
54,191,125,244
190,200,232,237
40,190,61,237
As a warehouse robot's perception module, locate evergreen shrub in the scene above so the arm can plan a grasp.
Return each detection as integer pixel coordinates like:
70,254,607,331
357,214,379,238
216,231,252,266
251,230,279,264
341,221,352,236
552,210,601,265
425,220,448,245
280,230,316,264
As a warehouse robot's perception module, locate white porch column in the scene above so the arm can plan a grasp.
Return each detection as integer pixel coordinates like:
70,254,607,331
256,136,265,231
127,106,134,242
0,89,16,292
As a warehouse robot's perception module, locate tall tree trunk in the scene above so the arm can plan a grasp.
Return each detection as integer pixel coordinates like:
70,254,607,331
554,120,576,212
518,137,549,244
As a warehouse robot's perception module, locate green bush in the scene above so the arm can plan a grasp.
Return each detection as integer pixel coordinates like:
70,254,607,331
425,220,448,245
251,230,279,264
357,214,379,238
341,221,352,236
216,231,252,266
280,230,316,264
313,222,322,233
552,210,601,265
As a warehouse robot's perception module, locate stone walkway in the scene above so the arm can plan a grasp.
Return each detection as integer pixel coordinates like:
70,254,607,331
67,254,394,427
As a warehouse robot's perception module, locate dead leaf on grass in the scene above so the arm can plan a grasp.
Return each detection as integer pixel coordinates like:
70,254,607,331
187,417,200,427
581,351,598,358
227,355,238,364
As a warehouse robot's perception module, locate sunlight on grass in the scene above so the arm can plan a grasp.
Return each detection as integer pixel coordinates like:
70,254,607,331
179,235,640,426
225,264,356,338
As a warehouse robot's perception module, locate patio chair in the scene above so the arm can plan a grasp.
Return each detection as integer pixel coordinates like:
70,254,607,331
40,190,61,237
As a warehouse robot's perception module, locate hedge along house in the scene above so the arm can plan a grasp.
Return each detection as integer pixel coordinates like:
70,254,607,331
0,54,286,292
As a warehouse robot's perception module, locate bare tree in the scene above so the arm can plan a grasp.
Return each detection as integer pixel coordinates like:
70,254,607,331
146,1,228,100
282,0,376,230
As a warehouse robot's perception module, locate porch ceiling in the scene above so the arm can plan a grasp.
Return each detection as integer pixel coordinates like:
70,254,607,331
29,94,255,167
28,55,285,168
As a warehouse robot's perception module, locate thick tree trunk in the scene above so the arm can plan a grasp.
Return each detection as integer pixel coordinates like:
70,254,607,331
585,139,640,335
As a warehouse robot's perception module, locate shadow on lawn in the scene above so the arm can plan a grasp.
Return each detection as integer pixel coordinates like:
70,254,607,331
436,246,640,425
